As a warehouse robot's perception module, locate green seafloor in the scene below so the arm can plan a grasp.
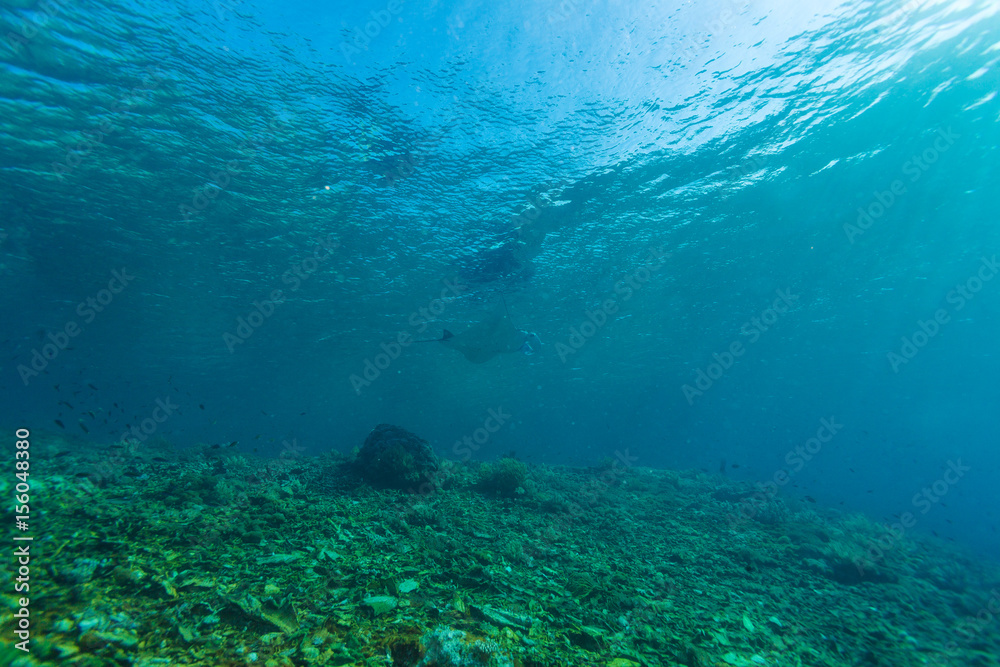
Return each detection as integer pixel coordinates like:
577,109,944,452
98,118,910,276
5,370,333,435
1,431,999,667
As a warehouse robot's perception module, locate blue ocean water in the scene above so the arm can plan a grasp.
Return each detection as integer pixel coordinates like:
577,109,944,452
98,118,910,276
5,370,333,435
2,0,999,570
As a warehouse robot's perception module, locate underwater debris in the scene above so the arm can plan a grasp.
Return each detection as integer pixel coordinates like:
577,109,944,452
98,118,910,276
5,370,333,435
362,595,398,617
8,437,999,666
470,604,534,632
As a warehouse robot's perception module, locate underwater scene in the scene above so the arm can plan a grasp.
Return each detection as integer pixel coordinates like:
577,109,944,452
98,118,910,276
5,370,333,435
2,0,1000,665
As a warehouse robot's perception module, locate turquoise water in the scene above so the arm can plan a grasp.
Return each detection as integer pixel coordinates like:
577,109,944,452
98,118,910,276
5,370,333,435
2,0,999,564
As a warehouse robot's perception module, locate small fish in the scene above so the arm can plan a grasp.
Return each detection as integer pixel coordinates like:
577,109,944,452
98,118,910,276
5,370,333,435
58,400,74,409
228,441,238,447
79,422,89,434
54,419,65,429
199,404,205,410
804,496,816,503
88,383,98,390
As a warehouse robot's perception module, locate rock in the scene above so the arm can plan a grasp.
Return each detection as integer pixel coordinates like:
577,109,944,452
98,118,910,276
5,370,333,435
355,424,438,490
111,565,146,587
261,598,299,634
471,604,534,631
362,595,398,616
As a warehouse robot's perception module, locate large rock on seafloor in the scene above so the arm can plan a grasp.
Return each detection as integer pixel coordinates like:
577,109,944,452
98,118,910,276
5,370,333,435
355,424,439,490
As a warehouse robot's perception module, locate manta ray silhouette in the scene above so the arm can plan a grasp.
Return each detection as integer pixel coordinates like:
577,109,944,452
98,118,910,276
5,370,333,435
415,298,540,363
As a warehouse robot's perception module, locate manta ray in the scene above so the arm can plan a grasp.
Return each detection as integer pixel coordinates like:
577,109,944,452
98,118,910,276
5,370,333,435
416,299,541,363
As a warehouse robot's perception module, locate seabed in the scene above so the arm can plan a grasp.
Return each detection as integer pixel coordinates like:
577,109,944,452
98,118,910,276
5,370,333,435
2,435,998,667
